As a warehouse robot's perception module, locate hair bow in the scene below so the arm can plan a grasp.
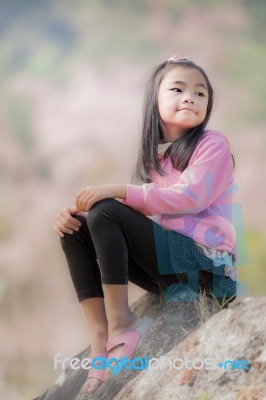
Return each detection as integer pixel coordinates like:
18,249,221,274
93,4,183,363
167,54,187,62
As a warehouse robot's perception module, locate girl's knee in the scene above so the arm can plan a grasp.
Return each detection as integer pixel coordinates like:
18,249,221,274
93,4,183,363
90,198,118,212
87,198,119,228
60,214,87,248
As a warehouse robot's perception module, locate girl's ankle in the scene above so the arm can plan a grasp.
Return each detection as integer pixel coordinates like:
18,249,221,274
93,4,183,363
108,313,140,337
90,338,107,355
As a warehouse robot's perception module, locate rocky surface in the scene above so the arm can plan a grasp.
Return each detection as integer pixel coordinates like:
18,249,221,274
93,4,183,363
35,294,266,400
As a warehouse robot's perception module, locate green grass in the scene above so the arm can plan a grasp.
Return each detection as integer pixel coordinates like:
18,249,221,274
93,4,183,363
237,229,266,296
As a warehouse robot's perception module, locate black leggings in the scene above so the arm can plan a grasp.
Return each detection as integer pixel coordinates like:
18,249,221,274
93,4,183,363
60,199,236,306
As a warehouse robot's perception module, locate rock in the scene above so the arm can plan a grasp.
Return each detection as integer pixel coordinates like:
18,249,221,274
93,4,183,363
34,294,266,400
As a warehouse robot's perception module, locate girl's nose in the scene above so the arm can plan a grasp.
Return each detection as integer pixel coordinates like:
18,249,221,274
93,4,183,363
182,92,194,103
184,96,194,104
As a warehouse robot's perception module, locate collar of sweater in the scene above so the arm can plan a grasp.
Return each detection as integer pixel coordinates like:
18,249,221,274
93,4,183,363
158,142,172,155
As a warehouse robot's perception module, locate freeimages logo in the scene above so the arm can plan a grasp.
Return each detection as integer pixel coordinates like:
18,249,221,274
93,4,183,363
54,354,250,375
217,359,250,370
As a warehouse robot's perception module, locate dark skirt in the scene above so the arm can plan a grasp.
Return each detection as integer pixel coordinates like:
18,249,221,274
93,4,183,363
152,222,237,307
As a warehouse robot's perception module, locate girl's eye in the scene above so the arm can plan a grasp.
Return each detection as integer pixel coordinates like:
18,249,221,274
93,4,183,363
196,92,205,97
171,88,182,93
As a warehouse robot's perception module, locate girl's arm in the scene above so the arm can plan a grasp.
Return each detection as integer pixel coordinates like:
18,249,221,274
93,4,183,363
123,134,234,216
75,184,127,211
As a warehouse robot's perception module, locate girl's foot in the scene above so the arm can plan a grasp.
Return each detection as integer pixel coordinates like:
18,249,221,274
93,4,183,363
105,313,141,378
84,336,108,395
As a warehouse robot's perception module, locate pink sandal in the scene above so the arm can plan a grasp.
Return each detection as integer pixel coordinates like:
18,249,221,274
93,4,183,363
85,317,154,396
106,316,154,370
83,352,107,393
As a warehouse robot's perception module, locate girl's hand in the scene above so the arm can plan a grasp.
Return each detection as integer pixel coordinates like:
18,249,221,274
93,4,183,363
54,206,82,238
75,184,126,212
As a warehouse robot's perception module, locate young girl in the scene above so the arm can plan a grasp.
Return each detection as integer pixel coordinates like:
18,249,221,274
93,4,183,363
54,55,237,395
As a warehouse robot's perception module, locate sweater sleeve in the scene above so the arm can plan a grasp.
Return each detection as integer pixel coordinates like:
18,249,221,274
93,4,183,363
123,134,234,216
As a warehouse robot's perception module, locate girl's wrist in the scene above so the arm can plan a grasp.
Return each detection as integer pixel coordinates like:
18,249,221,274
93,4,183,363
109,184,127,199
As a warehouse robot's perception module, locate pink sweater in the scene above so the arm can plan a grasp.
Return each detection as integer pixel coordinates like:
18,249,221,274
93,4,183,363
123,130,236,255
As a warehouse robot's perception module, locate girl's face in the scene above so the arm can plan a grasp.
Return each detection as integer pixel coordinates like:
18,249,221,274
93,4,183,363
157,66,209,142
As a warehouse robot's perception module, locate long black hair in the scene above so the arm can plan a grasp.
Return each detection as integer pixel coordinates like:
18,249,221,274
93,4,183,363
131,58,214,184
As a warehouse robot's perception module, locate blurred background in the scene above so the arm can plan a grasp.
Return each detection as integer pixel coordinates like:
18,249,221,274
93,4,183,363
0,0,265,399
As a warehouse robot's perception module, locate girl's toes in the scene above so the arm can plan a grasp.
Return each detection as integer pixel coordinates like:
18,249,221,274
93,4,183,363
84,378,102,394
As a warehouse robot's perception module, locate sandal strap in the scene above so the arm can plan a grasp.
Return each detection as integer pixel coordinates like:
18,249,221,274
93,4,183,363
83,352,107,368
106,331,142,359
89,351,107,360
87,367,106,383
86,352,107,383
